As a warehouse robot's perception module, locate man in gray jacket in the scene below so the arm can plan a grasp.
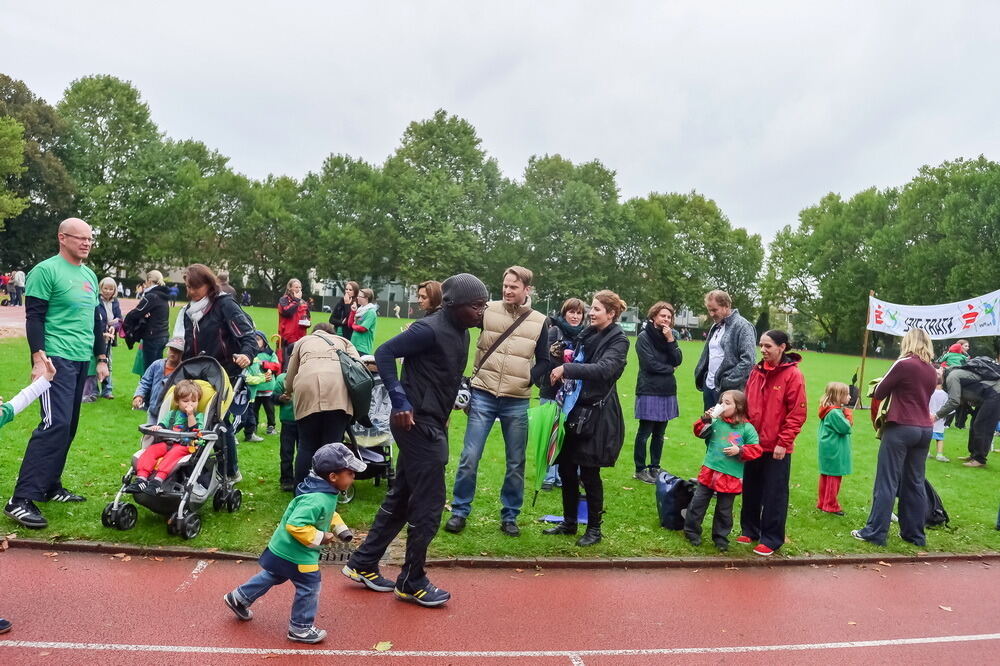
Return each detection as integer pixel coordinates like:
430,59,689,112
933,361,1000,467
693,290,757,409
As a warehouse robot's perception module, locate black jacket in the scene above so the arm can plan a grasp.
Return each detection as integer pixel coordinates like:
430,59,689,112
181,293,258,380
558,324,629,468
635,321,682,397
329,300,353,340
124,284,170,346
96,297,123,348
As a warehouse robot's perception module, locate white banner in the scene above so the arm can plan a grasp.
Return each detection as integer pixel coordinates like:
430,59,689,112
867,290,1000,339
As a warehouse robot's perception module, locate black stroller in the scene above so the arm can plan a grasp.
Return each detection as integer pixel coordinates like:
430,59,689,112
101,356,247,539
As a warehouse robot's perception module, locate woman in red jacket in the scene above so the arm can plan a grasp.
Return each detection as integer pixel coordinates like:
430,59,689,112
737,329,807,556
277,279,310,369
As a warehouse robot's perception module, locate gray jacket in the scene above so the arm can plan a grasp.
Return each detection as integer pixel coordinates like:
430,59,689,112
935,367,1000,420
693,308,757,392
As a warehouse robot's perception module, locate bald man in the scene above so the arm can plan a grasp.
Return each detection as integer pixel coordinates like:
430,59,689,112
5,218,110,529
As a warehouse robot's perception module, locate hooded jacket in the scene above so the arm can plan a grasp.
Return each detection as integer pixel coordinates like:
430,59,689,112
181,292,258,381
277,294,310,345
266,473,340,567
744,353,807,453
124,283,170,344
817,406,853,476
937,343,969,369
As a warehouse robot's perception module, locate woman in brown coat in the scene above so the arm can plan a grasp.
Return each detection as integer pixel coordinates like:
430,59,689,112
284,322,361,482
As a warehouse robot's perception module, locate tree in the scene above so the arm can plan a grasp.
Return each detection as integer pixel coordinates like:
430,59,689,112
0,74,75,269
0,116,27,224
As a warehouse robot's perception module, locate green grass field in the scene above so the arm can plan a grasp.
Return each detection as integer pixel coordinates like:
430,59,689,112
1,305,997,559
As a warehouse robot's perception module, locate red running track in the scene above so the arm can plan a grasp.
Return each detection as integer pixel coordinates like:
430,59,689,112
0,549,998,665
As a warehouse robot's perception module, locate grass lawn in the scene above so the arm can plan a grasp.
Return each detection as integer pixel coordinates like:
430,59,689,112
1,305,998,559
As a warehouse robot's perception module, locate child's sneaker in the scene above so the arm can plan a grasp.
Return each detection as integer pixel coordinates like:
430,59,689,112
246,434,265,443
394,581,451,607
752,544,774,556
935,454,950,462
266,426,276,435
287,625,326,644
342,565,394,592
735,535,753,545
223,591,253,621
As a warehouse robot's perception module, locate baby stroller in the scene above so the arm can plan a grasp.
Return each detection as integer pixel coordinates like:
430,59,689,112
101,356,246,539
340,369,394,504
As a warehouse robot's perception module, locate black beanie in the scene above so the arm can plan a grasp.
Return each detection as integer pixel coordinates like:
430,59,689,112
442,273,488,306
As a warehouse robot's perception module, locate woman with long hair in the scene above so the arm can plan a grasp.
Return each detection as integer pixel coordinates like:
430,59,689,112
277,278,310,368
633,301,683,483
329,281,359,339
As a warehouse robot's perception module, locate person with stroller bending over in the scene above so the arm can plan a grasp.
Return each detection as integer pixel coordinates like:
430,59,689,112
128,380,205,495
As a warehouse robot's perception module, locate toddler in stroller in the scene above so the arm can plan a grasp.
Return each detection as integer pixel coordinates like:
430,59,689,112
103,356,244,539
126,379,204,496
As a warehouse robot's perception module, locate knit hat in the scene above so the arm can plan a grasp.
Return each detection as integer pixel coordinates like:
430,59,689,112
312,442,366,476
442,273,488,307
165,337,185,352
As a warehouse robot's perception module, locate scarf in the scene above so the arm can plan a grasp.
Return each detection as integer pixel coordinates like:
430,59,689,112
552,315,585,342
355,302,378,320
185,297,211,333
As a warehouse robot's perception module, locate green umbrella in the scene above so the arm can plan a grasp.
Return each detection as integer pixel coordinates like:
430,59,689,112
528,401,565,506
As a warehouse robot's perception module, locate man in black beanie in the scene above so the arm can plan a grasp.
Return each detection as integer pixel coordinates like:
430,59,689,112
343,273,488,607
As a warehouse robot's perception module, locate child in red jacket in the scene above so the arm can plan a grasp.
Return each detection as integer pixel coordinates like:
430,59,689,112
684,390,762,551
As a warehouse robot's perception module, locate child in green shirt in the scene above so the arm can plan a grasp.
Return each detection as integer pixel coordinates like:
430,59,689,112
224,442,366,644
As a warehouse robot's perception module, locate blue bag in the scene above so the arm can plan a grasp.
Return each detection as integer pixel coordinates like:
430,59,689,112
655,470,695,530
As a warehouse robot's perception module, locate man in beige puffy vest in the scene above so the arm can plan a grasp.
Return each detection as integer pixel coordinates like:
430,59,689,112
445,266,548,537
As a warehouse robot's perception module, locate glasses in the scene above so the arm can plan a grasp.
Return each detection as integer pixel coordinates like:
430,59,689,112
61,232,95,244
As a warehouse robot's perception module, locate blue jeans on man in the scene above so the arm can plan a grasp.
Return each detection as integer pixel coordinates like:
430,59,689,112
451,389,529,522
702,386,720,411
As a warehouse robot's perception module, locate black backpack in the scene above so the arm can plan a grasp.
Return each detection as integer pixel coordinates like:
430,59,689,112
961,356,1000,382
925,479,949,528
655,470,695,530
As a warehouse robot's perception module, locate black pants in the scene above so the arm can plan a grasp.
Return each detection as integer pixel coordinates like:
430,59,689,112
294,410,349,483
558,464,603,527
282,343,296,372
684,482,736,546
349,420,448,592
279,420,298,485
739,452,791,551
968,393,1000,463
142,337,167,369
634,420,667,472
14,357,88,501
244,395,276,437
702,387,720,411
857,424,930,546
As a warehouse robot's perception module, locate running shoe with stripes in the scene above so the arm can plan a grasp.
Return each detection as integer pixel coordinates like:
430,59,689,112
394,582,451,607
48,488,86,502
287,625,326,644
341,565,394,592
4,498,47,529
223,591,253,621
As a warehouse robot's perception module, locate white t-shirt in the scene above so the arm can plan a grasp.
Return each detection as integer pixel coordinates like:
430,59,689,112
929,388,948,434
705,324,726,390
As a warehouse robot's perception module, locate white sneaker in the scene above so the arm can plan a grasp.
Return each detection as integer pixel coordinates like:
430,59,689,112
246,434,264,443
936,454,950,462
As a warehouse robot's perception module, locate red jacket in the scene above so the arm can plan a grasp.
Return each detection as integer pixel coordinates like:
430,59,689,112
744,353,807,454
277,296,310,345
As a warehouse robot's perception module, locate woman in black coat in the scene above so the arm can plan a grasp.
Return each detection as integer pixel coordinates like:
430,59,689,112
124,269,171,372
328,280,359,339
543,290,629,546
633,302,683,484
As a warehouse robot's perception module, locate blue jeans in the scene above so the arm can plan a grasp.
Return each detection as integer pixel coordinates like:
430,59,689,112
702,387,720,411
451,389,529,522
235,548,321,630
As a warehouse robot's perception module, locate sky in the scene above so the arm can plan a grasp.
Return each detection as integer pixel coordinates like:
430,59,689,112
4,1,1000,241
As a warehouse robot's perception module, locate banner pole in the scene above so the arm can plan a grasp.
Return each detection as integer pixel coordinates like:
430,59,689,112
857,290,874,409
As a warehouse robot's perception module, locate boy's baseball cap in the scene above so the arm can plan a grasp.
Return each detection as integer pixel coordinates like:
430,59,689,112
312,442,367,477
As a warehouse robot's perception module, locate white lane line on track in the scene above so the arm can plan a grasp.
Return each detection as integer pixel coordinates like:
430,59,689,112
1,633,1000,657
174,559,211,593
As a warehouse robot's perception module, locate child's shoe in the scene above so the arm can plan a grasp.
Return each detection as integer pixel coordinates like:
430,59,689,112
245,434,265,443
125,478,148,494
223,591,252,621
266,426,276,435
144,478,162,495
288,625,326,644
936,454,950,462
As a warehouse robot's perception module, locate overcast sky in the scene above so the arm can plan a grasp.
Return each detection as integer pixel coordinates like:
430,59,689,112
4,2,999,240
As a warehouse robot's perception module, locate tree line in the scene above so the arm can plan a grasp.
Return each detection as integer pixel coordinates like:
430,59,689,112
2,73,997,348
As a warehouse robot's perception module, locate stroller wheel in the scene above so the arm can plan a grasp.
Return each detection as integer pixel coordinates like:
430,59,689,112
117,503,138,530
213,490,227,512
226,489,242,513
101,502,116,528
340,485,355,505
181,513,202,540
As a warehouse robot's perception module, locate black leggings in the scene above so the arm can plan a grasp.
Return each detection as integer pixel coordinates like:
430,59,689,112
634,420,667,471
558,464,603,527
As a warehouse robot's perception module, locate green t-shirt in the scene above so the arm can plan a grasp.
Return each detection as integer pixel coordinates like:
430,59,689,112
267,490,339,565
701,419,760,479
25,255,98,362
0,403,13,430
